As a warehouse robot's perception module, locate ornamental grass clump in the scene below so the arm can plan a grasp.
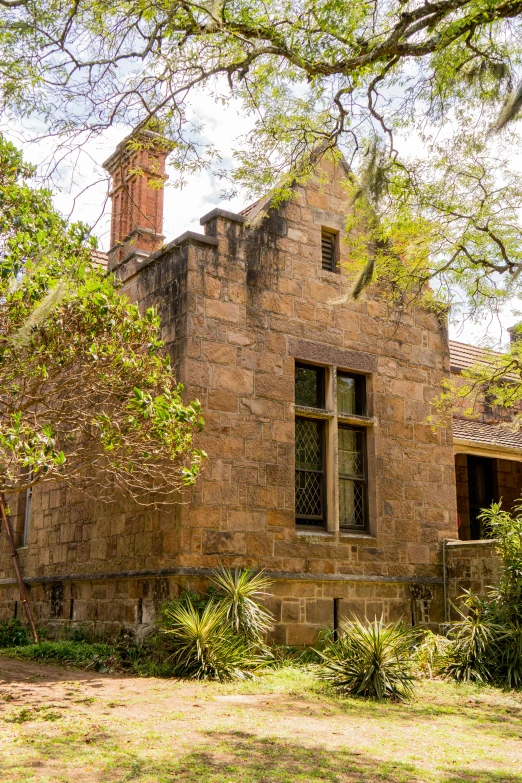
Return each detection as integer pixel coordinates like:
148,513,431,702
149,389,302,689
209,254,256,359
316,616,418,700
160,597,264,681
210,567,274,644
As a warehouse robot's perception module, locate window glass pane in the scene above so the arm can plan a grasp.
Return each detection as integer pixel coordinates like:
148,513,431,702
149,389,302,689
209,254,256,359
337,372,364,415
295,417,324,524
339,479,365,528
296,418,323,470
296,471,323,518
295,364,324,408
338,427,363,478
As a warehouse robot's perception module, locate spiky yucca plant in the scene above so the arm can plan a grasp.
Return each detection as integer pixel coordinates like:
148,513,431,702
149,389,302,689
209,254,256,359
160,597,261,681
317,617,417,700
439,591,506,684
210,568,274,643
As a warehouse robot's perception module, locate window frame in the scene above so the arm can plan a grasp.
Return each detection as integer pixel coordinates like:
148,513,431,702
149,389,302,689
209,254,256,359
294,362,372,533
295,415,327,528
337,423,368,531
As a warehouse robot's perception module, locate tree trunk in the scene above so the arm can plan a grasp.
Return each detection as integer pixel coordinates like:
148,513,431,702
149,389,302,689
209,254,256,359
0,493,38,643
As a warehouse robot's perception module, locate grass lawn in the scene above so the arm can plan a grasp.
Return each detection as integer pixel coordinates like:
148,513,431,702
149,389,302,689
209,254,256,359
1,655,522,782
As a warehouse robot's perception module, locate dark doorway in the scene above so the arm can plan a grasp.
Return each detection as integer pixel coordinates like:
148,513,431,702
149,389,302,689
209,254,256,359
467,456,495,539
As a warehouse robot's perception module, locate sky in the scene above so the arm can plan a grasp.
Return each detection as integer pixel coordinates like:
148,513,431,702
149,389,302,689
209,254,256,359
8,99,521,350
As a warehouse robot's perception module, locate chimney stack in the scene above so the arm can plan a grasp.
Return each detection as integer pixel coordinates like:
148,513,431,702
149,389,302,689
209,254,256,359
103,131,170,271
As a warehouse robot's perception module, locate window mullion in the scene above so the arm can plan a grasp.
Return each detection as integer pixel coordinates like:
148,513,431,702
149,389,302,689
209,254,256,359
325,366,338,533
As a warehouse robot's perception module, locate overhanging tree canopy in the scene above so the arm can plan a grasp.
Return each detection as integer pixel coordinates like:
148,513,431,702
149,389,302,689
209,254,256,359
0,135,205,503
2,0,522,314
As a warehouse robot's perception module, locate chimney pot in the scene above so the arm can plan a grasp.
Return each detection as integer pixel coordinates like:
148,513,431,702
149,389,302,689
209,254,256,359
103,131,170,271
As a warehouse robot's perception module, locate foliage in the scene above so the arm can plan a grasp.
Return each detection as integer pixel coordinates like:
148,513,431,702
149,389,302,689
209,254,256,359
413,630,452,679
0,135,204,502
0,617,30,647
440,591,505,684
210,568,274,644
441,500,522,688
316,617,418,701
268,644,323,668
159,597,264,681
481,500,522,606
1,640,121,672
3,2,522,319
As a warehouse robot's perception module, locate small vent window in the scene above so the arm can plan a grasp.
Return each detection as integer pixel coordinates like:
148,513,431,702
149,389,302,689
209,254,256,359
321,229,338,272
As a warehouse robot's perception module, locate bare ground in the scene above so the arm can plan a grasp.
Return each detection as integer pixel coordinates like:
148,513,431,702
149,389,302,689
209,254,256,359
1,656,522,782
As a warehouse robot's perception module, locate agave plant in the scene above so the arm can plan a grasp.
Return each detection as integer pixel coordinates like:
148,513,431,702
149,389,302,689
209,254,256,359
316,616,418,701
160,597,262,681
210,568,274,643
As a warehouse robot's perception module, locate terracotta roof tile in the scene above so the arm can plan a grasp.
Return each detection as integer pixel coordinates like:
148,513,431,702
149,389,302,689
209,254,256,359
449,340,500,372
452,417,522,451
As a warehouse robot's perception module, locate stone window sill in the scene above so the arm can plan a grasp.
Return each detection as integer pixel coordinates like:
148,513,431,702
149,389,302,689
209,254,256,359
318,269,343,281
340,531,376,540
295,404,334,419
296,529,334,537
295,529,376,541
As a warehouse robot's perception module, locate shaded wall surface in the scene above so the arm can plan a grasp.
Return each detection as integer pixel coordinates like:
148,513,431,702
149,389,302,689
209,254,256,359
445,540,501,620
455,455,522,540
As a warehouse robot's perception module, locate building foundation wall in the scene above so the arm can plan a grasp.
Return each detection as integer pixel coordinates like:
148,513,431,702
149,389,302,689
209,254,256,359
0,571,445,644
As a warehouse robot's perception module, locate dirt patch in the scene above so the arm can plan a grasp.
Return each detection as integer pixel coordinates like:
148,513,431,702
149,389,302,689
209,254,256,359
1,656,522,782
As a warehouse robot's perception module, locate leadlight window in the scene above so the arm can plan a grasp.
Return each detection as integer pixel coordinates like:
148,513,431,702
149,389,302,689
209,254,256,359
321,229,338,272
295,363,369,531
338,426,366,529
295,417,325,527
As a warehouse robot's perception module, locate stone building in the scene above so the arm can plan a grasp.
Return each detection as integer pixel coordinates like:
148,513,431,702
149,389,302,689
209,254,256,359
1,135,521,642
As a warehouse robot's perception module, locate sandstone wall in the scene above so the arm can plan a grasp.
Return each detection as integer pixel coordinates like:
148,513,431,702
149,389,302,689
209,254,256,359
0,156,458,639
445,539,501,620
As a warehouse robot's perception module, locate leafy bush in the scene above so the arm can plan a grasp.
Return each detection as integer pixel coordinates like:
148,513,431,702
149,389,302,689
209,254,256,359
210,568,274,643
160,597,263,681
268,644,324,668
6,640,120,671
441,501,522,688
0,618,30,647
316,617,418,700
65,625,94,643
413,630,451,678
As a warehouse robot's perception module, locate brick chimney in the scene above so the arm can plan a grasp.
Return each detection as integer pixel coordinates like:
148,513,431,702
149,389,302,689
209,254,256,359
103,131,170,271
